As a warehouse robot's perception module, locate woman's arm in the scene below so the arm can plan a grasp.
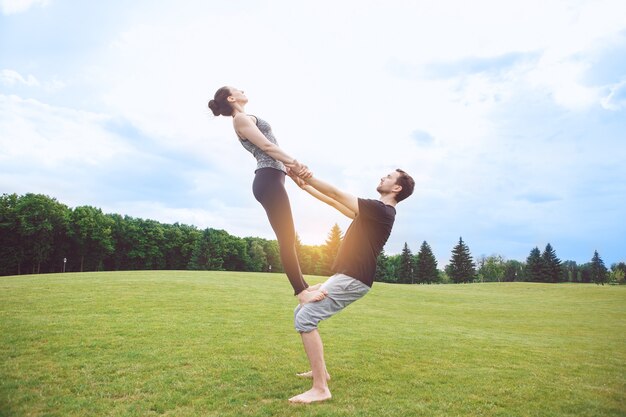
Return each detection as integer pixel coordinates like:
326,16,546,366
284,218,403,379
287,171,357,219
233,114,310,176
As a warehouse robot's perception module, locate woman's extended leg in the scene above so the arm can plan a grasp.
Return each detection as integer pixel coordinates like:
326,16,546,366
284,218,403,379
253,168,309,295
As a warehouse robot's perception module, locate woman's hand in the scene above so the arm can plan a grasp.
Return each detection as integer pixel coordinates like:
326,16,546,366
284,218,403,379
286,168,308,188
285,159,312,179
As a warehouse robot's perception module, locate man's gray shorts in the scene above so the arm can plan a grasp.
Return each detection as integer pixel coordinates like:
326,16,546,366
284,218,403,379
294,273,370,333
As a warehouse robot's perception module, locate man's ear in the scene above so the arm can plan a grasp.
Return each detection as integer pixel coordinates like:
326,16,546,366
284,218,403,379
392,184,402,194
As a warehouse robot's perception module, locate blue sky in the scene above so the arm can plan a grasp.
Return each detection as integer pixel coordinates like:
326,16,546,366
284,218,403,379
1,0,625,268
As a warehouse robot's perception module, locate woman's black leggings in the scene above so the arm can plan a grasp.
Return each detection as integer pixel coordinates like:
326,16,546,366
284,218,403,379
252,168,308,295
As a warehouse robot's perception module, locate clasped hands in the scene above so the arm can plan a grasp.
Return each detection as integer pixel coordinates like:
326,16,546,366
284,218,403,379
285,160,311,188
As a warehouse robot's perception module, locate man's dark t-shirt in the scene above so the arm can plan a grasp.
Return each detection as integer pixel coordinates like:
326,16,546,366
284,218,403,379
332,198,396,287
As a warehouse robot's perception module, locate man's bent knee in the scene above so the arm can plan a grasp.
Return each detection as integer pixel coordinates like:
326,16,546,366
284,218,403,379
294,309,320,333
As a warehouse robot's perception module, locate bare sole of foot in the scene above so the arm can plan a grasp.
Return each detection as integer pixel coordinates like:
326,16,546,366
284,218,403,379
296,370,331,381
297,288,327,304
288,388,332,404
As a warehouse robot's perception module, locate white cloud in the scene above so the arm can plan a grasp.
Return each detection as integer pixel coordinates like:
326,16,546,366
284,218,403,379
0,0,48,15
601,79,626,110
0,94,141,208
525,53,600,111
0,94,132,168
0,69,40,87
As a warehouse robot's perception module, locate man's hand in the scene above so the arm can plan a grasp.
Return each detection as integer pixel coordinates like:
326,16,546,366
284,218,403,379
285,159,312,179
286,168,308,188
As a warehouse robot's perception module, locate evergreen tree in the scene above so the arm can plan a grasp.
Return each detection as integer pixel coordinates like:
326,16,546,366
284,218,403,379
321,223,343,275
541,243,562,283
525,247,543,282
590,250,608,285
446,237,476,283
397,242,415,284
415,241,438,284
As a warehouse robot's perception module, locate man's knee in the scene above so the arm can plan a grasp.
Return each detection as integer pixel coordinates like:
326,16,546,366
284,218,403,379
294,308,319,333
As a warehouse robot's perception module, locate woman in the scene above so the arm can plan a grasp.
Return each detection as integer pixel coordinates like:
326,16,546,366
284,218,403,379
208,86,325,304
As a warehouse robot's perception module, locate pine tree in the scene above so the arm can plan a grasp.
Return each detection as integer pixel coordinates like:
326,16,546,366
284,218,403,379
525,247,543,282
397,242,415,284
321,223,343,275
541,243,562,283
415,241,438,284
446,237,476,283
590,250,608,285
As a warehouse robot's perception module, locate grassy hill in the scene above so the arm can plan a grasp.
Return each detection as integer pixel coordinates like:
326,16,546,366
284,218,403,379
1,271,624,416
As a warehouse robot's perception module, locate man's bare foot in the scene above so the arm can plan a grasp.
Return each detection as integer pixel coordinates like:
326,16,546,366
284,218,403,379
288,387,332,404
296,370,331,381
297,289,326,304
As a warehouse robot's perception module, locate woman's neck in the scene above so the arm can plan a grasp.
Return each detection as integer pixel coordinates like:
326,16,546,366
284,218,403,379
231,104,245,117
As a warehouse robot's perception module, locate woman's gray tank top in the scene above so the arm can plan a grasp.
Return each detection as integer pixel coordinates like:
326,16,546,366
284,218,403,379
237,116,286,173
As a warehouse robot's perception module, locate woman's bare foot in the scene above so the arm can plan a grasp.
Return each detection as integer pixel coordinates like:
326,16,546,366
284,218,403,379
297,289,326,304
288,387,332,404
306,283,322,291
296,370,331,381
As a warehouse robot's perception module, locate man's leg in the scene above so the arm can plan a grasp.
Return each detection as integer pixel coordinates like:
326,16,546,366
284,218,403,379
289,329,332,403
290,274,369,403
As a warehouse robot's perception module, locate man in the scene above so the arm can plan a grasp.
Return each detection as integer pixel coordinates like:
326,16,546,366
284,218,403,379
287,168,415,404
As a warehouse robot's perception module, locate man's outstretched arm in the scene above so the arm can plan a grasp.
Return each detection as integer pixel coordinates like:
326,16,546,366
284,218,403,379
288,172,358,219
289,171,359,218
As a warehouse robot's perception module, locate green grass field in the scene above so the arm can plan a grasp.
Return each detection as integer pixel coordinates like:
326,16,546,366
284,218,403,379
1,271,624,417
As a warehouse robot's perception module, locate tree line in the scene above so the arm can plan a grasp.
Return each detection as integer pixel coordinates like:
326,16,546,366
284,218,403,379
1,193,624,285
381,237,625,285
0,193,344,277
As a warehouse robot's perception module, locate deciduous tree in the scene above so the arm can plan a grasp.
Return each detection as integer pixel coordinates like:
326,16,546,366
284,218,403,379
68,206,114,272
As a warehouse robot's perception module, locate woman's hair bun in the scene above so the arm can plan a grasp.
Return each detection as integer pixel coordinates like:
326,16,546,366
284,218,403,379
208,99,221,116
208,86,233,116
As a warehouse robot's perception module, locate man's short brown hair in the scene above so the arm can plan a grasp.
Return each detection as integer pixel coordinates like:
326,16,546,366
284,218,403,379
394,169,415,202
